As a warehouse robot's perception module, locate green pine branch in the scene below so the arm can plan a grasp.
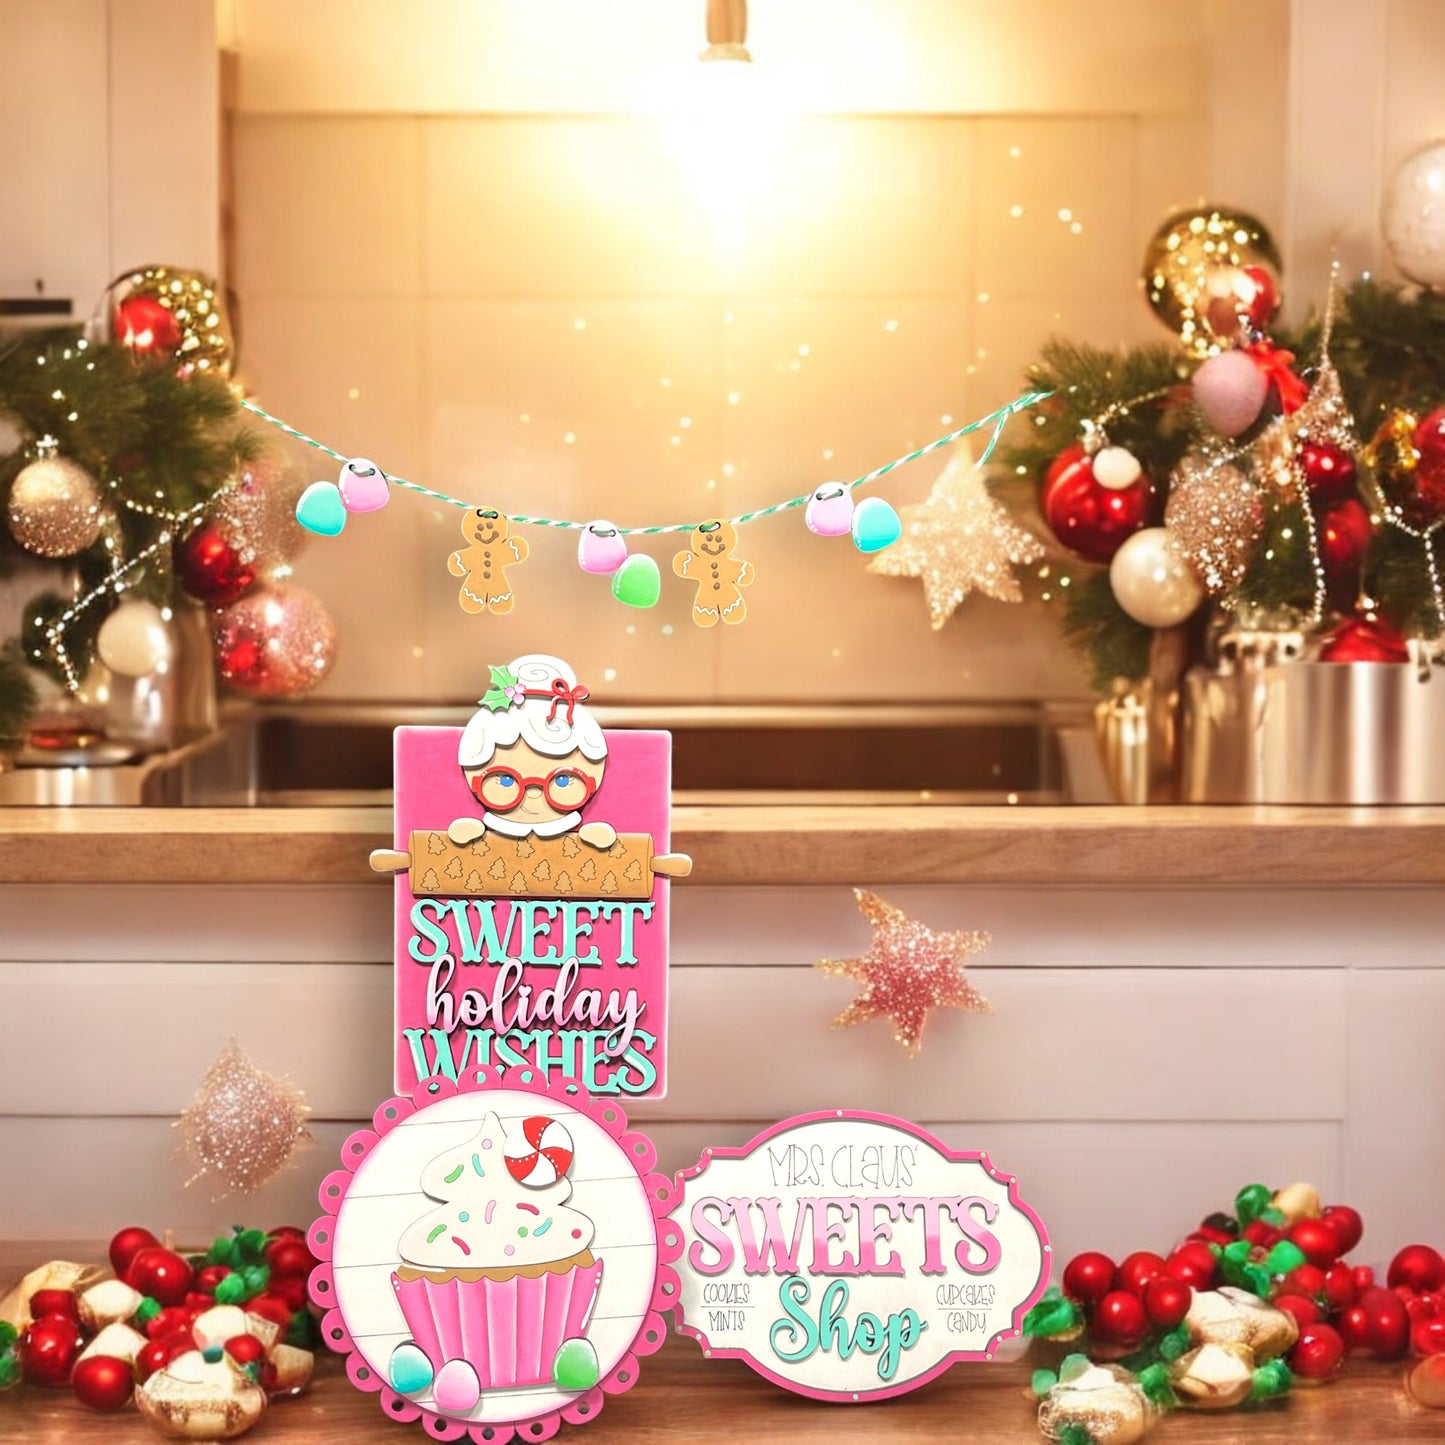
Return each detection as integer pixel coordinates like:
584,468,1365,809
0,642,37,747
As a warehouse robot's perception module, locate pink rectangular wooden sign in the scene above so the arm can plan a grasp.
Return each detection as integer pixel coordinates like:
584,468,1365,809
383,656,684,1099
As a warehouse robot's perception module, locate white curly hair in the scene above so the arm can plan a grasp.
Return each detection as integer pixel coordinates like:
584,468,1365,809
457,654,607,769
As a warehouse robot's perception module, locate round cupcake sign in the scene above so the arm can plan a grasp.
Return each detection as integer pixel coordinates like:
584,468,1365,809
309,1069,679,1441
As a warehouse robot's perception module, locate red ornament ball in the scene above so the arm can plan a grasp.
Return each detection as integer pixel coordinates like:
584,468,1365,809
1357,1285,1411,1360
1062,1251,1116,1306
1415,1318,1445,1357
1322,1205,1363,1256
17,1315,81,1387
265,1239,317,1282
1284,1263,1327,1298
1041,446,1149,564
1091,1290,1150,1351
126,1247,195,1307
1323,1262,1358,1312
246,1294,293,1330
135,1337,183,1383
1299,442,1358,503
195,1265,231,1294
1353,1265,1377,1292
1116,1251,1167,1297
175,522,258,606
72,1354,135,1411
1319,614,1410,664
1274,1293,1324,1330
1143,1277,1191,1330
1239,264,1281,329
212,583,338,699
1318,497,1372,582
144,1305,196,1342
108,1225,159,1279
1165,1242,1218,1291
27,1289,79,1323
114,293,182,356
1411,407,1445,519
224,1334,266,1367
1243,1219,1282,1248
1290,1321,1346,1383
1288,1218,1342,1269
1390,1244,1445,1294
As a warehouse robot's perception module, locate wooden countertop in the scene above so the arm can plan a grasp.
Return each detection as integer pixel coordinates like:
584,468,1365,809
0,1247,1438,1443
1,803,1444,886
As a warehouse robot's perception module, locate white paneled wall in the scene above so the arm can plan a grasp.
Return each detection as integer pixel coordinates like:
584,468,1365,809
3,881,1440,1268
224,0,1290,704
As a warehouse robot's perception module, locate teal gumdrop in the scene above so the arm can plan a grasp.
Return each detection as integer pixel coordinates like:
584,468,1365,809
388,1342,435,1395
611,553,661,608
296,481,347,537
851,496,901,552
552,1337,601,1392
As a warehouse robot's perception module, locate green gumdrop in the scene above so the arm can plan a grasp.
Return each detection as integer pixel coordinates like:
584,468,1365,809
237,1229,268,1260
208,1235,235,1265
1158,1325,1189,1361
242,1265,270,1296
1235,1183,1272,1226
1058,1352,1091,1384
610,554,661,608
1266,1240,1307,1276
286,1310,320,1350
1136,1361,1176,1407
0,1323,14,1350
552,1337,601,1392
1251,1358,1292,1400
1030,1368,1059,1397
0,1351,19,1389
134,1297,161,1325
214,1273,247,1305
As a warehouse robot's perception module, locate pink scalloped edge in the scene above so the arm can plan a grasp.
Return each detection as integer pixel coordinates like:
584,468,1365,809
667,1110,1051,1403
309,1066,681,1441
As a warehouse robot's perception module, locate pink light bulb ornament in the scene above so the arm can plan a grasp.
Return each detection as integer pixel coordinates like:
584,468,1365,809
578,519,628,575
805,484,855,537
337,456,390,513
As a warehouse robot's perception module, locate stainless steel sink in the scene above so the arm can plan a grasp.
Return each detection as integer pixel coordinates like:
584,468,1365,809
1,700,1109,806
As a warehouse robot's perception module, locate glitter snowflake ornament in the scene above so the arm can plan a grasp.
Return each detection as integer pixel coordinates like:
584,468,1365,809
816,889,992,1056
868,451,1045,628
174,1040,313,1199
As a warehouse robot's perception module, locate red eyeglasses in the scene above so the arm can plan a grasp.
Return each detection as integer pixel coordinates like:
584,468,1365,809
470,766,599,813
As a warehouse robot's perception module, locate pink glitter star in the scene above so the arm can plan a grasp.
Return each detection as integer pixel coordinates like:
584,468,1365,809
816,889,992,1056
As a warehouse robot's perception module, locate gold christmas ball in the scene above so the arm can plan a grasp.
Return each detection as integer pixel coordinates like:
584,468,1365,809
1141,206,1281,357
7,447,104,557
111,265,235,378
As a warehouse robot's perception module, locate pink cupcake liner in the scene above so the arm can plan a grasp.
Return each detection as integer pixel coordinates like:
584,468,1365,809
391,1261,604,1391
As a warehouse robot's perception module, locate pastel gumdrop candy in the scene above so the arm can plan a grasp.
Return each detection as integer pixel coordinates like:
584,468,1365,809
851,496,902,553
805,484,854,537
611,553,661,608
337,457,389,512
578,520,628,575
295,481,347,536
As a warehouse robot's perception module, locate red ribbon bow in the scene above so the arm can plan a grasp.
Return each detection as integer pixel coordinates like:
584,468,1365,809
1245,341,1309,415
525,678,590,725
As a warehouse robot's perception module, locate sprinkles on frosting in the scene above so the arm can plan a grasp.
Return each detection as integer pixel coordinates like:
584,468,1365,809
444,1164,464,1183
471,1153,485,1177
452,1236,472,1256
534,1218,552,1236
426,1224,447,1243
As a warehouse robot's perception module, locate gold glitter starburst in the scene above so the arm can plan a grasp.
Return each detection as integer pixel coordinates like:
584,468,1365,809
174,1040,312,1199
816,890,992,1056
868,452,1045,629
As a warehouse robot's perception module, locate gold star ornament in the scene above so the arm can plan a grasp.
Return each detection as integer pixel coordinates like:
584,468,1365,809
868,451,1044,628
174,1040,313,1199
816,889,992,1056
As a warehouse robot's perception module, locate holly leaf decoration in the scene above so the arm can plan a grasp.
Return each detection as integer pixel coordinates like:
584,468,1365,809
481,664,519,711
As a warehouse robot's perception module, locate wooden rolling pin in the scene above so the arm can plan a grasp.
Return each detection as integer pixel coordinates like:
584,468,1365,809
370,829,692,900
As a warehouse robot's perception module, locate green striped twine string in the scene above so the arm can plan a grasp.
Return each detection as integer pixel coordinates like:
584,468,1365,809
238,388,1053,535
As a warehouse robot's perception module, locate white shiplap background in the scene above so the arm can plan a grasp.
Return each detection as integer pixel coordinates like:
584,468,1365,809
2,880,1441,1271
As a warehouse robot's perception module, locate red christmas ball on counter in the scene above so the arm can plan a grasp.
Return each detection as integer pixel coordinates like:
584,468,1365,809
1116,1251,1167,1297
224,1334,267,1367
1323,1262,1358,1311
246,1294,293,1330
135,1336,185,1383
27,1289,79,1323
1040,445,1150,564
174,522,258,606
1091,1290,1150,1351
126,1247,194,1307
1165,1241,1217,1290
1062,1251,1117,1306
1288,1218,1342,1268
1273,1293,1324,1330
1319,614,1410,664
1290,1321,1346,1383
1143,1277,1191,1330
1389,1244,1445,1294
1414,1318,1445,1357
71,1354,135,1411
1348,1286,1411,1360
264,1239,317,1281
1283,1263,1327,1299
108,1225,160,1279
195,1264,231,1294
1322,1205,1363,1255
114,293,182,356
16,1315,81,1387
1243,1218,1282,1248
1299,441,1358,502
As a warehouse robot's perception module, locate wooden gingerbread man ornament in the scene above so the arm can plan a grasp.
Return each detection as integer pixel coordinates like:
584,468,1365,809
672,519,754,627
448,507,528,615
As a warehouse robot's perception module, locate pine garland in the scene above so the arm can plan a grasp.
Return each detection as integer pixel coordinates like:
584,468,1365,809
0,643,36,749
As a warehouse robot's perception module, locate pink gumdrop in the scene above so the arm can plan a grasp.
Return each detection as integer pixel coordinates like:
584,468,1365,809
805,484,854,537
432,1360,481,1414
577,520,628,575
1192,349,1269,438
338,457,390,512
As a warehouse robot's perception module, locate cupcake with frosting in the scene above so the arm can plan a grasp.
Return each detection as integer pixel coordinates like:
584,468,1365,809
386,1111,604,1413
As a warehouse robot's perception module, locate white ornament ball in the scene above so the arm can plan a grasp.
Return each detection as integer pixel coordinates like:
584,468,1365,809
96,599,171,677
1382,140,1445,289
1092,446,1143,491
1109,527,1206,628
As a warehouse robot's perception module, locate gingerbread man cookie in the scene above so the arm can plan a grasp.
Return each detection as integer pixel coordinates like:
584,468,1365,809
447,508,528,616
672,519,754,627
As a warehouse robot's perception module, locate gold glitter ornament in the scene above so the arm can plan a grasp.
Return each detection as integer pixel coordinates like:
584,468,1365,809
867,452,1044,628
174,1040,312,1199
1164,455,1263,593
215,458,308,569
7,438,104,557
816,889,991,1056
1141,206,1281,358
1038,1360,1159,1445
